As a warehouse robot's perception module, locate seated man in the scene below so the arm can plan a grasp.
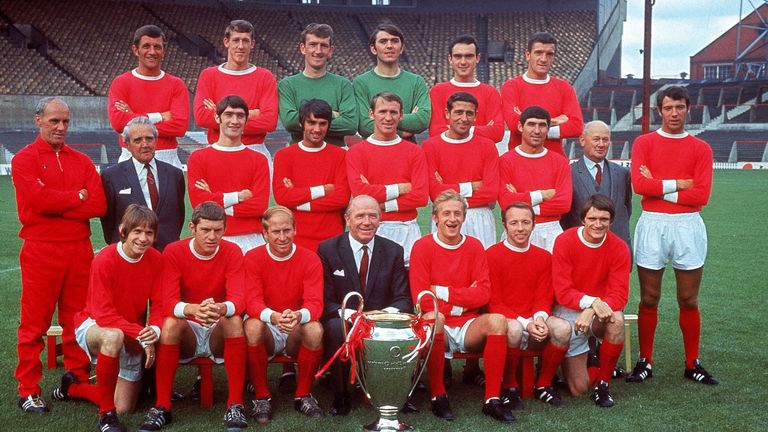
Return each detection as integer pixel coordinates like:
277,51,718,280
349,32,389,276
61,205,163,432
139,202,247,431
552,194,630,408
410,190,513,423
318,195,412,416
487,202,571,410
244,206,325,423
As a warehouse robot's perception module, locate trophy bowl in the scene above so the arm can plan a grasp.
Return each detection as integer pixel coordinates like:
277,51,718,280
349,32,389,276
341,291,437,432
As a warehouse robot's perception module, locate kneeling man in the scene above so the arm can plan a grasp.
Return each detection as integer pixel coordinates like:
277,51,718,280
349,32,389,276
244,206,325,423
552,194,630,407
410,190,512,423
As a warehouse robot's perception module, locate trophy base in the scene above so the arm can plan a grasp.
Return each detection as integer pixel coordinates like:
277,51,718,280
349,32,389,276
363,418,413,432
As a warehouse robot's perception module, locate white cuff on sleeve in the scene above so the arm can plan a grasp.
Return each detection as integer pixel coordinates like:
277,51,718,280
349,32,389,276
147,112,162,124
150,325,161,339
663,191,679,203
533,311,549,322
450,305,464,316
516,316,532,329
385,184,400,201
224,301,235,317
260,308,276,323
459,182,473,198
296,202,311,212
299,308,311,324
530,190,544,206
384,199,399,213
174,302,188,319
547,125,561,139
223,192,239,208
383,307,399,313
309,185,325,200
579,295,598,310
532,204,541,216
434,285,449,302
340,308,356,321
662,179,677,194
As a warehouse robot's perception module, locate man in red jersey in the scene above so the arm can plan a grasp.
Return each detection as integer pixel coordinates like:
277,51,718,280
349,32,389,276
64,205,162,432
423,91,499,249
273,99,350,251
187,95,269,254
487,202,571,410
12,97,106,414
429,34,503,143
244,206,325,423
626,86,718,386
552,195,630,407
194,19,278,172
138,202,247,432
346,91,428,266
501,31,582,155
410,190,513,423
108,25,189,169
498,106,572,252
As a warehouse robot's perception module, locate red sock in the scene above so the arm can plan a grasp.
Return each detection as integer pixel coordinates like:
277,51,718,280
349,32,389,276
427,333,446,398
96,353,119,415
224,337,246,406
246,344,271,399
295,345,322,398
679,307,701,369
638,304,658,363
68,382,100,405
597,340,623,383
502,346,520,389
535,343,568,388
154,343,179,409
483,334,506,401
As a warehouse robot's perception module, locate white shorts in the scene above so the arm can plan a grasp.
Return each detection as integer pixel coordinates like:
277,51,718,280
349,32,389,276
245,143,274,184
432,206,496,250
223,233,265,254
443,318,476,359
499,220,562,253
179,320,224,364
377,219,422,267
75,318,144,382
243,315,288,359
553,305,595,358
634,211,707,270
119,147,182,170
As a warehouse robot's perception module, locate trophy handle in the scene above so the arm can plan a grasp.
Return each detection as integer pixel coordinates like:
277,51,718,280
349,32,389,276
340,291,364,341
408,290,439,397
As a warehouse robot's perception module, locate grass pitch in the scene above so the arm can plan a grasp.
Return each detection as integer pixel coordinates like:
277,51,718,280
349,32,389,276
0,170,766,431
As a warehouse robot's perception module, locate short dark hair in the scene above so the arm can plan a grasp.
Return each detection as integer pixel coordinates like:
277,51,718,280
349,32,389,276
369,91,403,112
301,23,333,45
119,204,158,242
656,86,690,109
299,99,333,128
191,201,226,226
133,25,165,46
501,202,535,224
225,19,254,39
216,95,249,118
519,106,551,126
447,92,478,111
369,22,404,46
527,31,557,52
449,34,478,55
580,194,615,223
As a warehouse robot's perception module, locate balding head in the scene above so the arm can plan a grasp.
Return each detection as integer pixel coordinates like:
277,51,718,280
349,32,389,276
579,120,611,163
345,195,380,244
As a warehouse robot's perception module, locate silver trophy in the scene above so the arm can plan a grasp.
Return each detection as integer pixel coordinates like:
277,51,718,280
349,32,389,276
341,290,438,432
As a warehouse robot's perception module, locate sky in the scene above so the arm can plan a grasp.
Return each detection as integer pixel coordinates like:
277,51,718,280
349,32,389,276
621,0,747,78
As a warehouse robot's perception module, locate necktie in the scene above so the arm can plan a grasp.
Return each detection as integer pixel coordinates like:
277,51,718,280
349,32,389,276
145,163,159,211
595,163,602,187
359,245,369,294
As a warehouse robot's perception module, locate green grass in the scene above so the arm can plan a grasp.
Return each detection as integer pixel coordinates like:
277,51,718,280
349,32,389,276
1,170,767,431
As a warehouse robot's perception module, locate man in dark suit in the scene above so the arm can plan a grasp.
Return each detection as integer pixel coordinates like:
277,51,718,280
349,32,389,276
318,194,412,416
561,120,631,247
101,116,185,251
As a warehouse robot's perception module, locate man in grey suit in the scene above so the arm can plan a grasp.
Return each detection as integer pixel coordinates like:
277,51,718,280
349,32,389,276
318,195,412,416
561,120,631,247
101,116,185,251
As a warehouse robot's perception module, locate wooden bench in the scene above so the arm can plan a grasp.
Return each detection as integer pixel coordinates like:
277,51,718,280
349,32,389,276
46,325,63,369
453,350,542,398
623,313,638,372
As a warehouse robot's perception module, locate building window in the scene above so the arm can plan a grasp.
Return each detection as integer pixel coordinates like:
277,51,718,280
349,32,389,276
703,64,733,80
372,0,390,5
302,0,319,4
